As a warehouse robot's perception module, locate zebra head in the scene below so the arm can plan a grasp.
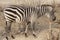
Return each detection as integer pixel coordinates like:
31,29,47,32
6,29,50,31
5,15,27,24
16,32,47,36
45,10,56,21
37,5,56,21
45,5,56,21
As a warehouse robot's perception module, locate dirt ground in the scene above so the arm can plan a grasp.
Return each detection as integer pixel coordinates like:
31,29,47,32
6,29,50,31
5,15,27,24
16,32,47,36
0,6,60,40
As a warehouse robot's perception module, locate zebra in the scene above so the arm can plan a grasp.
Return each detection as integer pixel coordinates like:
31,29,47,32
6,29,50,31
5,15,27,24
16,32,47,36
3,5,39,40
3,4,56,40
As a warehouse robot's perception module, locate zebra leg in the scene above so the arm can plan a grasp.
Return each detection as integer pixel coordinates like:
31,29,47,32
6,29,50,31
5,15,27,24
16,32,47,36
5,21,11,33
24,23,28,37
24,21,31,37
5,21,11,40
5,21,15,40
31,22,37,37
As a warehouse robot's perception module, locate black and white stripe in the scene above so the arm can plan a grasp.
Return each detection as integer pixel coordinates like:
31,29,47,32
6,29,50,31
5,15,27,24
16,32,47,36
4,5,38,22
4,6,24,22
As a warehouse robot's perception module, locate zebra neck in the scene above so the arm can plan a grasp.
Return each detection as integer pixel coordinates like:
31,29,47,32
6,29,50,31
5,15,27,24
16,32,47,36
26,7,38,13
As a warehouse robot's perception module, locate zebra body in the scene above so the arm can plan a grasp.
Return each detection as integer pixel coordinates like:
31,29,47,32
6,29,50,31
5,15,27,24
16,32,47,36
4,5,53,23
4,5,38,23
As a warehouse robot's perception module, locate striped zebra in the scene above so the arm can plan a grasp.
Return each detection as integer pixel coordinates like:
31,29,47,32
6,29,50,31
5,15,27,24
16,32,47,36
3,5,39,40
3,5,56,40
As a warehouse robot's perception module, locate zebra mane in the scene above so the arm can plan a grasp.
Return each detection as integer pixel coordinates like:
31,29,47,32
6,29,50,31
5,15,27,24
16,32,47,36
42,4,54,7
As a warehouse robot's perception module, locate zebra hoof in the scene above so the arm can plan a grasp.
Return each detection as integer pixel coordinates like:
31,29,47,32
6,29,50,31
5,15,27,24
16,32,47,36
11,35,15,39
25,33,28,37
33,34,37,38
6,36,8,40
